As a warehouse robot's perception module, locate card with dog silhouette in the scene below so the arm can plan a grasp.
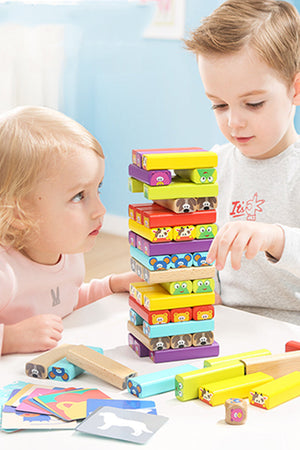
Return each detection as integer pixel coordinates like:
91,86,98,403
76,405,168,444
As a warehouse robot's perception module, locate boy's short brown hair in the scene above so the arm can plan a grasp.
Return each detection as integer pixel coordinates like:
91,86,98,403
185,0,300,85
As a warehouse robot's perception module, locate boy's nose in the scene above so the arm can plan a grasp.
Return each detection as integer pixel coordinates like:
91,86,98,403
227,109,246,129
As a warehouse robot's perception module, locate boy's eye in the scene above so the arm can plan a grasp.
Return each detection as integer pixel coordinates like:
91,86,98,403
246,101,265,109
72,191,84,203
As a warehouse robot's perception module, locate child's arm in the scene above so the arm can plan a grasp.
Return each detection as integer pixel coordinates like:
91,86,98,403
1,314,63,355
76,271,141,310
206,221,284,270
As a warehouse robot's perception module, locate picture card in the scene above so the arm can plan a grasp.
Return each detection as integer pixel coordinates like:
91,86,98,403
76,406,168,444
86,398,157,416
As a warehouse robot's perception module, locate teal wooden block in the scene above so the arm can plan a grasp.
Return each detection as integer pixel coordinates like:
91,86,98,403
129,308,144,326
143,319,215,338
127,363,198,398
48,346,103,381
130,246,193,271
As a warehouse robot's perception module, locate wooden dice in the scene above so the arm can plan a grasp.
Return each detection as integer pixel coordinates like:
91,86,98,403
225,398,247,425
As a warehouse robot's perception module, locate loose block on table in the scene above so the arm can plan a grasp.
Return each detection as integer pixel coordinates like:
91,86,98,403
285,340,300,352
241,351,300,378
199,372,273,406
203,349,272,368
127,364,198,398
25,344,73,379
66,345,137,390
249,371,300,409
149,341,219,363
175,360,245,402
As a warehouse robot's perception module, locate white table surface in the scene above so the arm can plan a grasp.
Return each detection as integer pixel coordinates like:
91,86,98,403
1,293,300,450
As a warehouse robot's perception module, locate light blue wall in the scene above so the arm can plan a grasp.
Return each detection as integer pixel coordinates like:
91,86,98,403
1,0,299,218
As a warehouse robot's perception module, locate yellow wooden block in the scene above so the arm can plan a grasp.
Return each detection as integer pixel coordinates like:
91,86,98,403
141,150,218,170
241,351,300,378
128,177,143,193
129,281,150,302
249,371,300,409
173,225,196,241
199,372,273,406
132,284,166,305
144,177,218,200
129,219,173,242
204,349,272,368
143,290,215,311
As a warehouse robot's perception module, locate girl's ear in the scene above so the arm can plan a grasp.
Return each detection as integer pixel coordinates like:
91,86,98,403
292,72,300,105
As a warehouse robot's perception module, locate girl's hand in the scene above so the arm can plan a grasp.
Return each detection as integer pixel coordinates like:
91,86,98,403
2,314,63,355
110,271,141,293
206,221,284,271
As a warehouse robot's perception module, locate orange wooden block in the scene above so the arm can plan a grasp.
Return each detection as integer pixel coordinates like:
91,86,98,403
193,305,215,321
170,308,193,322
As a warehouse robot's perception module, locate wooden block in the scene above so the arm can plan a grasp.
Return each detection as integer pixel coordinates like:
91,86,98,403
143,289,215,311
129,308,144,326
192,278,215,293
130,246,194,271
175,168,217,184
127,363,198,398
170,307,193,322
162,280,193,295
144,177,218,200
195,224,218,240
128,231,137,247
128,203,153,221
192,331,215,347
139,149,217,170
173,225,196,241
143,318,214,339
25,344,73,379
134,238,213,257
128,333,150,357
192,252,209,267
285,340,300,352
66,345,137,390
249,371,300,409
132,147,207,167
150,341,219,363
170,334,192,349
129,296,170,325
48,346,104,382
128,164,172,186
127,321,171,351
193,305,215,321
155,197,217,213
129,219,173,243
241,351,300,378
225,398,247,425
131,257,216,284
199,372,274,406
204,349,272,368
128,177,143,193
129,281,156,304
142,206,216,228
175,361,245,402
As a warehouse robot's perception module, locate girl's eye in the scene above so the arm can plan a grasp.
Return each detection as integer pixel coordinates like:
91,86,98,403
211,104,227,110
72,191,84,203
98,182,103,195
246,101,264,109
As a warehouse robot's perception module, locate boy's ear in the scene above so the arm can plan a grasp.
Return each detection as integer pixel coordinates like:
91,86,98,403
292,72,300,105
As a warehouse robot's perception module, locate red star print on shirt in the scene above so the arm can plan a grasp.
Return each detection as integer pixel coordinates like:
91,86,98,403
230,192,265,221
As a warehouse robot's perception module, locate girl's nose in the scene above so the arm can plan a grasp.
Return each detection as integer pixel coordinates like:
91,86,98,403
92,196,106,219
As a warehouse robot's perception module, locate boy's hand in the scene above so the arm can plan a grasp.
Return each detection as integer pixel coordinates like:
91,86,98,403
2,314,63,355
110,271,142,293
206,221,284,270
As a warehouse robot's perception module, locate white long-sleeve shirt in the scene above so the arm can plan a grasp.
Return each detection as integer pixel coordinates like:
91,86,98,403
0,247,113,353
213,140,300,324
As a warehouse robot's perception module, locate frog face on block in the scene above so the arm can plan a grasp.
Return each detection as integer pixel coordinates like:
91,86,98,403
162,280,192,295
196,168,217,184
192,278,215,293
196,224,218,240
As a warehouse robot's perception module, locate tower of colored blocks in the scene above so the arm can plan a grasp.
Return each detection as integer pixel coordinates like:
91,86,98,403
127,147,220,363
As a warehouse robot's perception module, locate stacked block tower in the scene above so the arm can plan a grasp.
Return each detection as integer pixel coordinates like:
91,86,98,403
127,147,220,363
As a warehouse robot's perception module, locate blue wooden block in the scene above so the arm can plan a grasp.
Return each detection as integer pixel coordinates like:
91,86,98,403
143,319,215,338
127,363,198,398
130,246,193,271
129,308,144,326
48,346,103,381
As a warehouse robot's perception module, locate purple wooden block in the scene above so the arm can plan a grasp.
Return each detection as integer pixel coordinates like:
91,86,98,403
129,232,212,256
128,231,136,247
128,164,172,186
149,341,219,363
128,333,150,357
